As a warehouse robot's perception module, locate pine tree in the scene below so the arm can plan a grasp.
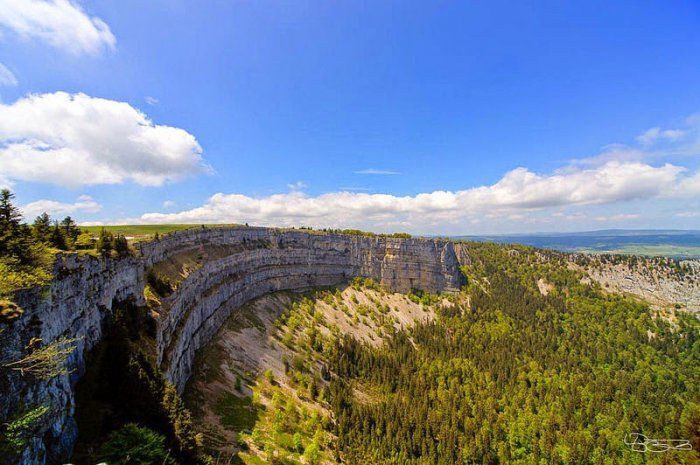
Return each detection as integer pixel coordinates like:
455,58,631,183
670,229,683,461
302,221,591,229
32,213,52,244
49,222,67,250
95,228,113,257
112,234,129,257
0,189,22,230
0,189,32,262
60,216,79,246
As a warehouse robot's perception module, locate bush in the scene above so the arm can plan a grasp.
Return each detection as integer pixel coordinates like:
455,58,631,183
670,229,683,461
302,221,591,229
0,250,52,297
75,232,95,250
99,423,174,465
0,406,49,457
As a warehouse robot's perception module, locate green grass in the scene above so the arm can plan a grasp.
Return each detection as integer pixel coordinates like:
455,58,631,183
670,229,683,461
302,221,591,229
80,223,254,242
80,224,202,237
79,223,414,241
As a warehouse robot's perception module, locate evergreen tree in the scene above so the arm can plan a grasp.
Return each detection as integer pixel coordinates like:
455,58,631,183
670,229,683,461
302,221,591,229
32,213,52,244
111,234,130,257
95,228,113,257
0,189,32,263
60,216,79,246
49,222,67,250
0,189,22,230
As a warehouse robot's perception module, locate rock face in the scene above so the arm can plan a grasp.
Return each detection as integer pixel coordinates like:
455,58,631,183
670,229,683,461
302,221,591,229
0,254,144,465
578,259,700,313
0,227,464,465
140,228,463,391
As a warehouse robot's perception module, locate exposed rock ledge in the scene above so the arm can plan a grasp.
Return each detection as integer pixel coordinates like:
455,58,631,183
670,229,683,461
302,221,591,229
0,227,464,465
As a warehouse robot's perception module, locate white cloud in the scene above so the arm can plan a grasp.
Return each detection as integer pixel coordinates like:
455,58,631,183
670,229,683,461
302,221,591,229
676,211,700,218
636,126,685,145
162,200,176,208
0,0,115,55
133,161,698,233
21,194,100,218
145,96,159,106
671,170,700,197
0,92,207,187
0,63,18,86
354,168,400,175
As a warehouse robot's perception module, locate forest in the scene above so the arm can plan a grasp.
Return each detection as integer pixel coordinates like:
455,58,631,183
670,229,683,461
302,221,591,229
326,244,700,464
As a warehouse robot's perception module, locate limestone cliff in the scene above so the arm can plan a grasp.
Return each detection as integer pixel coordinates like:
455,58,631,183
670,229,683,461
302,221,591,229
0,227,463,465
573,258,700,313
0,254,143,465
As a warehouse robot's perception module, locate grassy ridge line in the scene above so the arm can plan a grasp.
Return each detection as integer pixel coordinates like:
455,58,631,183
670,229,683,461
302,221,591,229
80,224,211,237
80,224,414,241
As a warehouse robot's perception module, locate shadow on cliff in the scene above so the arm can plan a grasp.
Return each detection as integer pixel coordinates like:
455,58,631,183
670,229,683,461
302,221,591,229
71,298,201,465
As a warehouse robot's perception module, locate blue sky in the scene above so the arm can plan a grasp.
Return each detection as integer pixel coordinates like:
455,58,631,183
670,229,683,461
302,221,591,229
0,0,699,234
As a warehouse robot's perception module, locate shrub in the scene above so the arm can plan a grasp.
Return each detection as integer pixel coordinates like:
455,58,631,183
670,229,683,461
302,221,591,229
0,405,49,457
98,423,174,465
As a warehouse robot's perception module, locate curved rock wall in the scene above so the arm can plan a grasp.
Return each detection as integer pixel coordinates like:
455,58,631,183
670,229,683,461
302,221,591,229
1,227,463,465
138,228,463,390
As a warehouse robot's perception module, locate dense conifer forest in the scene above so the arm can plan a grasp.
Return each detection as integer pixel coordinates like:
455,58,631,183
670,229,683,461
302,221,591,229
326,244,700,464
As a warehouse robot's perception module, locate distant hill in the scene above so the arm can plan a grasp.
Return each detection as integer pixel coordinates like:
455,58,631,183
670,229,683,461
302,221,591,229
452,229,700,258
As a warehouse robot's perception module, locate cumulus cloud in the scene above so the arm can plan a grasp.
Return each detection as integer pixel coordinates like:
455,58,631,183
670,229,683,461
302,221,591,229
133,161,698,233
0,0,115,55
21,194,100,218
0,63,18,86
0,92,207,187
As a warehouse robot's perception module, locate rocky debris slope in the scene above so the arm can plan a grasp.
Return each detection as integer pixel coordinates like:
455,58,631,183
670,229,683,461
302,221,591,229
571,257,700,313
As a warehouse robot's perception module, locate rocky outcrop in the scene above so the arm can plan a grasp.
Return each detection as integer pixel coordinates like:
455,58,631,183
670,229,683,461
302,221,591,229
453,242,472,267
0,227,463,465
0,254,144,465
577,259,700,313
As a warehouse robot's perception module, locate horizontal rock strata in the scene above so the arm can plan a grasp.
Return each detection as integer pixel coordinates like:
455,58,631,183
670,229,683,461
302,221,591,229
1,227,464,465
